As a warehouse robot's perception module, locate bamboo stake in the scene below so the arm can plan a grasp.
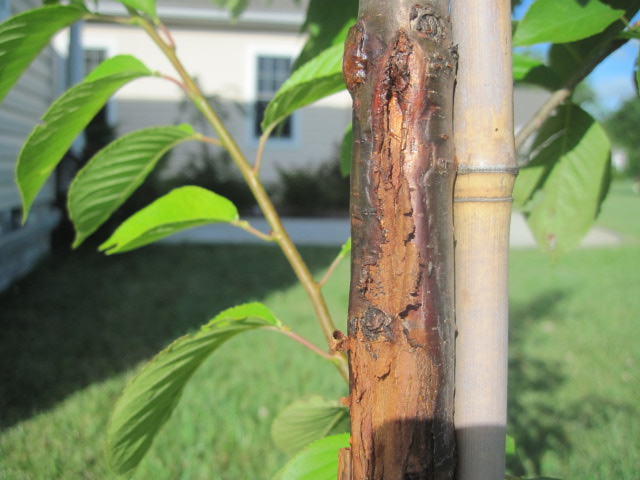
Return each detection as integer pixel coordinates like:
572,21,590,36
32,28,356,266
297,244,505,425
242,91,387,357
451,1,516,479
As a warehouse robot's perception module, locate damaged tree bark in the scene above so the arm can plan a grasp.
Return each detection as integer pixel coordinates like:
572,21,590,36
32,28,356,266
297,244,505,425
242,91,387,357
338,0,457,478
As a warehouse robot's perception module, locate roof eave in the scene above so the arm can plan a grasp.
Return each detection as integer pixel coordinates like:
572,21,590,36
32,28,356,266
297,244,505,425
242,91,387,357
91,2,304,32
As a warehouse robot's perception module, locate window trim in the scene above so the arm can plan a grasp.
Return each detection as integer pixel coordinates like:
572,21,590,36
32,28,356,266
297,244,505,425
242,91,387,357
245,45,300,149
52,32,119,124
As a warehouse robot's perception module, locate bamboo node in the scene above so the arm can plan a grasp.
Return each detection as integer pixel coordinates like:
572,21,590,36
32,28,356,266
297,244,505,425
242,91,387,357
454,196,513,203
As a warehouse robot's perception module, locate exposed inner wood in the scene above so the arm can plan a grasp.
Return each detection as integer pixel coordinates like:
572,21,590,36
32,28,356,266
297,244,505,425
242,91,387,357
341,2,457,478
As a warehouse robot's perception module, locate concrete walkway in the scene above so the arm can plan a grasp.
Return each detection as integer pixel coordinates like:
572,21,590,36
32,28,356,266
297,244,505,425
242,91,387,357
508,212,621,248
162,213,621,248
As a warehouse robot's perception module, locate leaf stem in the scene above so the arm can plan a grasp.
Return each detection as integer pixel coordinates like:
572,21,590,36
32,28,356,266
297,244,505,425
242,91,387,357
198,134,222,146
158,22,176,49
84,13,134,26
253,126,275,175
160,73,189,94
233,220,275,242
135,16,349,381
268,327,336,362
319,248,348,288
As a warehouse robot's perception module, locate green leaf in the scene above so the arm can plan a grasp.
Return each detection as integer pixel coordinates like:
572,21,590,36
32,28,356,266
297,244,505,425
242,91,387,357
339,237,351,258
0,5,85,106
513,0,625,46
340,123,352,177
118,0,157,19
16,55,153,220
262,43,344,133
42,0,86,6
506,477,563,480
513,53,544,81
505,434,526,476
106,302,282,475
209,0,249,19
272,396,349,457
505,434,516,457
636,46,640,93
68,125,197,247
618,29,640,40
547,43,585,86
512,53,561,90
542,1,639,90
275,433,349,480
514,104,611,256
293,0,357,71
99,186,239,254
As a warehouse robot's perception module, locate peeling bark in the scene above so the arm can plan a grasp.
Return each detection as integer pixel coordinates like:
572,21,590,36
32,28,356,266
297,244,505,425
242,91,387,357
340,1,456,478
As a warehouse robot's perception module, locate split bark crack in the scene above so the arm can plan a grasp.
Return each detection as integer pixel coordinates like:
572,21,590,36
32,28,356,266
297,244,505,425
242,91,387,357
341,1,457,479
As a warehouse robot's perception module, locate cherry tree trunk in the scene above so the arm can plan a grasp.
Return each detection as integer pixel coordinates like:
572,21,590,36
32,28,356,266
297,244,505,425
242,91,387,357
339,0,457,477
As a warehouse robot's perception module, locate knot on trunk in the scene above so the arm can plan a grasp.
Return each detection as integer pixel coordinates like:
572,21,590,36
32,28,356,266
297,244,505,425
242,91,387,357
410,4,446,40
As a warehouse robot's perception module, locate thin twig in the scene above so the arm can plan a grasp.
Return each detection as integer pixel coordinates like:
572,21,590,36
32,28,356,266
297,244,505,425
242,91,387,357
515,88,571,150
319,249,348,288
132,13,349,381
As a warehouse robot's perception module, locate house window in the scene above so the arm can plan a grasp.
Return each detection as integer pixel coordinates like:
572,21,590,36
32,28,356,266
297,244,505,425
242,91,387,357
82,48,113,157
1,0,10,20
84,48,109,123
84,48,107,75
254,55,293,139
0,208,21,237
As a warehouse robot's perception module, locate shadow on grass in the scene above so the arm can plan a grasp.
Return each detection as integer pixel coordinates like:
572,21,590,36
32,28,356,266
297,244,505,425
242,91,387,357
0,243,338,429
507,290,570,476
508,288,640,477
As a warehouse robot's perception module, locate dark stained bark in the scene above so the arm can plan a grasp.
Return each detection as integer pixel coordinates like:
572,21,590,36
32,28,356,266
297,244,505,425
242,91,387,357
338,1,456,478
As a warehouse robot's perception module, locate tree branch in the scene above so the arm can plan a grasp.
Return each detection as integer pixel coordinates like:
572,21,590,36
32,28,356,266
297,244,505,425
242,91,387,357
515,39,631,151
133,14,349,382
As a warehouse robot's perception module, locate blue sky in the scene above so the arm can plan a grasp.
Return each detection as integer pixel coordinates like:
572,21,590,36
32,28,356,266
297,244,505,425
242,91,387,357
590,38,639,112
513,0,639,114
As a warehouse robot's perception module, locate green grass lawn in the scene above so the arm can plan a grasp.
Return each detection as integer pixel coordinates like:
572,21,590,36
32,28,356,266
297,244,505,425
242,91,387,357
0,182,638,479
597,178,640,244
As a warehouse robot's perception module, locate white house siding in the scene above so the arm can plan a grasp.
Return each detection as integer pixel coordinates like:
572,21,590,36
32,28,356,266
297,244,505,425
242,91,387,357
514,87,549,131
79,3,352,185
79,6,546,186
513,86,551,164
0,0,62,292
